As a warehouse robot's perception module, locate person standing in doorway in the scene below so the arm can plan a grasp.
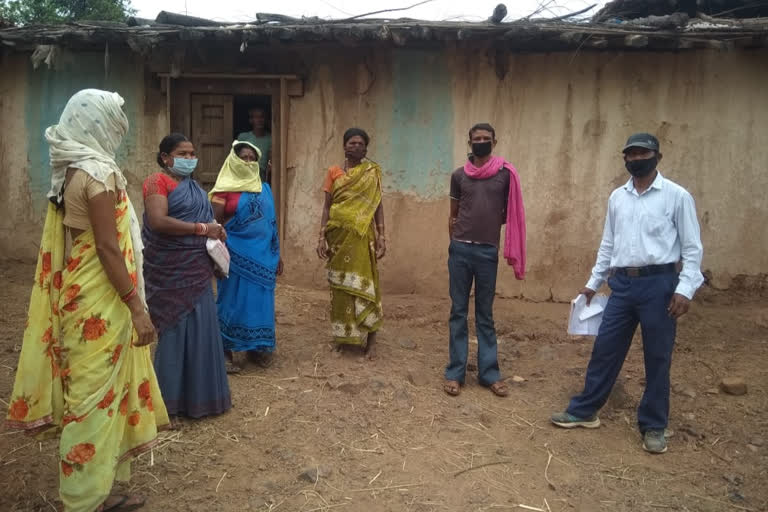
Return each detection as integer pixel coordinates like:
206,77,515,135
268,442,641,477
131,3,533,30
444,123,526,398
236,106,272,182
551,133,704,454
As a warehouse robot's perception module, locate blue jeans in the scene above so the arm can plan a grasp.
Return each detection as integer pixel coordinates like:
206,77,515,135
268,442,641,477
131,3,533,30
445,241,502,386
567,272,678,433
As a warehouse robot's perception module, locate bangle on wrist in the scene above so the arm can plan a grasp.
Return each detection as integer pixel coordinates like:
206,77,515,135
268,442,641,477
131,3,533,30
195,223,209,236
120,285,137,303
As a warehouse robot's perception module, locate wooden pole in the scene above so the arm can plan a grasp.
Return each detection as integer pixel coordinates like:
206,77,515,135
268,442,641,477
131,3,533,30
165,76,172,133
279,77,288,242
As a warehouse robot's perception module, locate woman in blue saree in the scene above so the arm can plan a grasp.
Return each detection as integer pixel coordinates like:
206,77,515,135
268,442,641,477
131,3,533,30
142,133,232,418
211,141,283,370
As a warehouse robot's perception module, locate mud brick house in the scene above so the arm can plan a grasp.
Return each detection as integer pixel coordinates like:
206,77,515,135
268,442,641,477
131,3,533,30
1,2,766,300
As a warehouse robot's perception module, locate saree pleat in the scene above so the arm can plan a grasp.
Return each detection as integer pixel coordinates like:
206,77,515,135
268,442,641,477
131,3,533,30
7,194,169,512
324,161,383,346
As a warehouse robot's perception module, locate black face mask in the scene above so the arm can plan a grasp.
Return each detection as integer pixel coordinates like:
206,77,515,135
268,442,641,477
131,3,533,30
471,141,493,158
625,156,657,177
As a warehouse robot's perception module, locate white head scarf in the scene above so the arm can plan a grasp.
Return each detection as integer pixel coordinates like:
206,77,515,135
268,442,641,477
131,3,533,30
45,88,129,203
45,89,146,304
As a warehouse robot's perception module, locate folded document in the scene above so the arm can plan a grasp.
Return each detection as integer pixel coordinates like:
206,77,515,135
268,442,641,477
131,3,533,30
567,293,609,336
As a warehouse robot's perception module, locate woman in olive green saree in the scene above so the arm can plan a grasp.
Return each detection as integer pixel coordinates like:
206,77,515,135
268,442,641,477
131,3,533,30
317,128,386,359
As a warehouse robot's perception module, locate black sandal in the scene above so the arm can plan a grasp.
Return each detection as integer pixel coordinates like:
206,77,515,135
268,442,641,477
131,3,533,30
100,495,146,512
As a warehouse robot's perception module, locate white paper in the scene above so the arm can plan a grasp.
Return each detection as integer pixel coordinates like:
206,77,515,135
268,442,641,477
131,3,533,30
567,293,609,336
206,238,230,278
578,300,605,321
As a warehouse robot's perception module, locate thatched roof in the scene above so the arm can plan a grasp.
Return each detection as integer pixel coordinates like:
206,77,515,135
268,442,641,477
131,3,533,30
594,0,768,21
1,9,767,54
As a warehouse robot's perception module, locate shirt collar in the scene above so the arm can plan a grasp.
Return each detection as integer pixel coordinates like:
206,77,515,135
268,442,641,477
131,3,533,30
624,171,664,195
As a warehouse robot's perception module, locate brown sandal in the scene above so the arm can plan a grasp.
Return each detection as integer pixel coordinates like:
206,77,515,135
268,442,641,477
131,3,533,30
443,380,461,396
489,380,509,397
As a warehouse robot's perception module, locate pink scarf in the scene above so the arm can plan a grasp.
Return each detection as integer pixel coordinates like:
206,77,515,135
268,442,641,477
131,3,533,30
464,155,526,280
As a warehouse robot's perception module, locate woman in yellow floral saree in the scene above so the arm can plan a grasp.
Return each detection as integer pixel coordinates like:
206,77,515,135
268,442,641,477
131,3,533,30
6,90,169,512
316,128,387,359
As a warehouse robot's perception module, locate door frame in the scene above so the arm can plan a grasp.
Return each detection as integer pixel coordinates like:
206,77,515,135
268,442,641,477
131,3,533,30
159,72,303,242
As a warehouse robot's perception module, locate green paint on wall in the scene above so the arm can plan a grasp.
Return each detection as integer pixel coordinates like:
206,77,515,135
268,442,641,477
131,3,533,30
378,50,454,199
25,52,141,214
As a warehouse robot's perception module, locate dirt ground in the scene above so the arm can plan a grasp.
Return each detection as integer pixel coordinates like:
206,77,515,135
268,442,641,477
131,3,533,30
1,261,766,512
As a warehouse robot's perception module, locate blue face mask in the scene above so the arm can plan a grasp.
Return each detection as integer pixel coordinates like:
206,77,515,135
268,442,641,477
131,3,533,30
169,157,198,177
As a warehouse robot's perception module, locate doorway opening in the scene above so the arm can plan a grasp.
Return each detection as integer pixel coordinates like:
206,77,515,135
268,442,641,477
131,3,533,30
233,95,272,139
166,74,304,241
233,95,273,183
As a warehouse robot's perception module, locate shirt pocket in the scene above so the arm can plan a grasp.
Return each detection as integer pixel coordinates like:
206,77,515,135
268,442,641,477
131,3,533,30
641,213,673,237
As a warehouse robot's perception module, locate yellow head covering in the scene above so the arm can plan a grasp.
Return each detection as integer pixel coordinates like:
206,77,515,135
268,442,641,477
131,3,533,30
208,140,263,198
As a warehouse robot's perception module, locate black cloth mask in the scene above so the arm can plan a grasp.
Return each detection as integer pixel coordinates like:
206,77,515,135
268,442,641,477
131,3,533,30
471,141,492,158
625,156,657,177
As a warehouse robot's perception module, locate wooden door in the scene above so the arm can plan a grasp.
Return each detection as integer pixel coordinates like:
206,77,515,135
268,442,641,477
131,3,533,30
270,94,282,232
190,94,233,185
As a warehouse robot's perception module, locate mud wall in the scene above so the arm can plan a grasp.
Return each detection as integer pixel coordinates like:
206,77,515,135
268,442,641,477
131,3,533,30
2,46,767,301
0,51,166,258
284,47,768,301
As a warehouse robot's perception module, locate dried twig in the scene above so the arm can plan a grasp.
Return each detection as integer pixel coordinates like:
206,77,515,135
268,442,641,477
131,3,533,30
304,504,349,512
238,376,285,390
341,0,435,21
137,470,161,484
703,444,731,463
695,359,718,379
546,4,596,21
215,471,227,492
349,483,423,492
544,445,556,490
687,493,756,511
368,470,382,485
454,459,515,477
601,473,635,481
6,441,34,457
39,491,57,512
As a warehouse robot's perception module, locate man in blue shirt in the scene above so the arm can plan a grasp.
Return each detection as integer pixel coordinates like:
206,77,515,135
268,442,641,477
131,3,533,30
551,133,704,454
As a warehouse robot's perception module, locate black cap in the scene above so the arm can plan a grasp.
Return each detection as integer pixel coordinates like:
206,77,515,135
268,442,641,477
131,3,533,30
622,133,659,153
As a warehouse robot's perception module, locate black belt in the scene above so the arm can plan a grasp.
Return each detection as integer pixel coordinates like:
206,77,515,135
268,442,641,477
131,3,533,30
612,263,677,278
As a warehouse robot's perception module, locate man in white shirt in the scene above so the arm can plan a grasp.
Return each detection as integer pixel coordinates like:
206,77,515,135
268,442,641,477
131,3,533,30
551,133,704,454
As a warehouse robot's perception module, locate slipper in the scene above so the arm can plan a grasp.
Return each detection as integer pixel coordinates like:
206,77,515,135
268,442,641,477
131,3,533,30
100,495,146,512
255,352,275,368
443,380,461,397
489,380,509,397
225,361,241,374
